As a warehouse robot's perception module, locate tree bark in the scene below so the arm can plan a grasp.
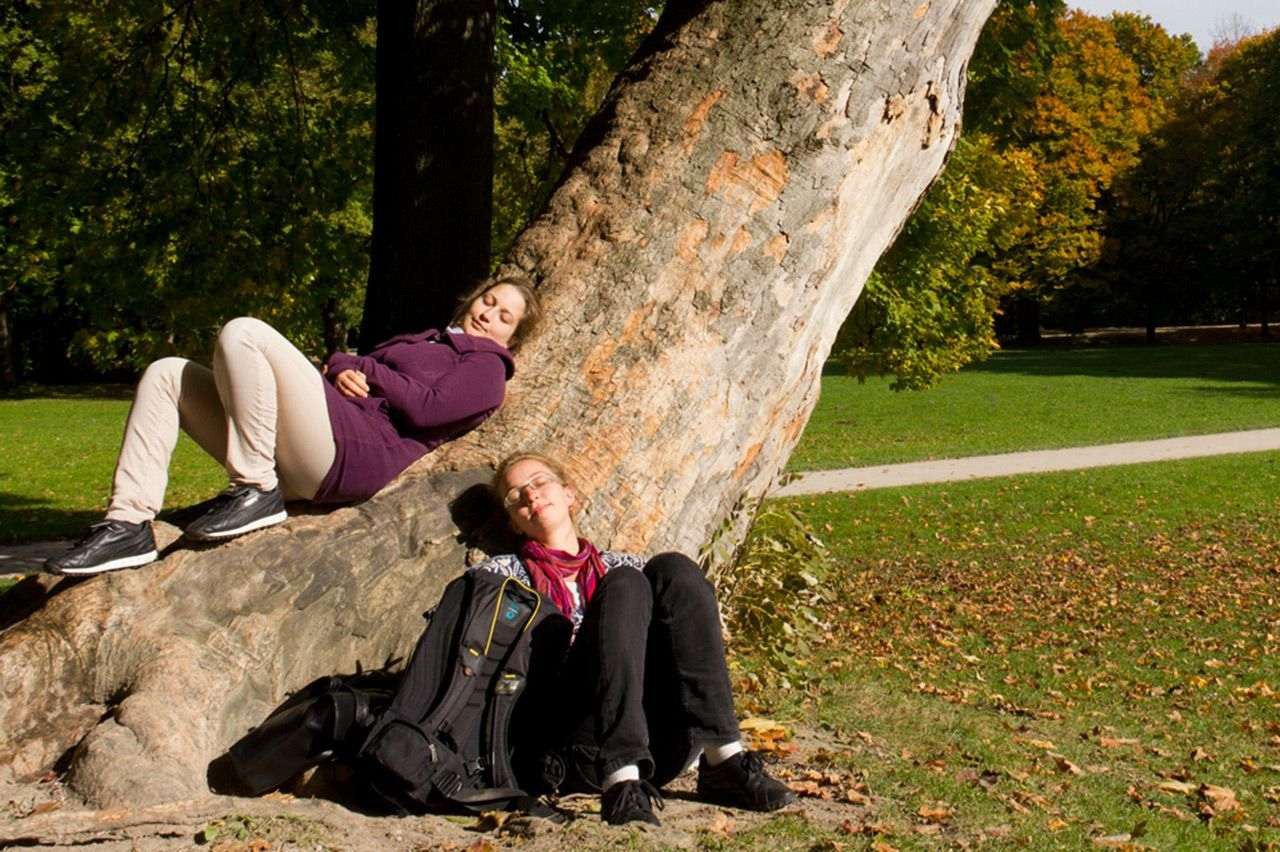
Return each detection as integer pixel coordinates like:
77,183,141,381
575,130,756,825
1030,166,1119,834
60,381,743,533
358,0,496,351
0,0,995,807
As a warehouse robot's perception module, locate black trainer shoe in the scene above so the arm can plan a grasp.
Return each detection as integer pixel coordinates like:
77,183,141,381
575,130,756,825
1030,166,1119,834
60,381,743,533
183,485,287,541
46,520,158,575
601,779,664,826
696,750,797,812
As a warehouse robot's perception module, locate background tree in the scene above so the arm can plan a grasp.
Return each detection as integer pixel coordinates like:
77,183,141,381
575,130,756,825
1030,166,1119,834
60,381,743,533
0,0,377,386
358,0,496,349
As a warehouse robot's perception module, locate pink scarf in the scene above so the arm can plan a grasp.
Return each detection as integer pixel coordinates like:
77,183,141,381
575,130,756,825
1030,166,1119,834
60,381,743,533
519,537,607,618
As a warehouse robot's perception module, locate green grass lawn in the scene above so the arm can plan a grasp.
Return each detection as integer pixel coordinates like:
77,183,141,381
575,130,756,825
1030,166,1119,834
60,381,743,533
791,341,1280,471
0,385,225,545
726,453,1280,849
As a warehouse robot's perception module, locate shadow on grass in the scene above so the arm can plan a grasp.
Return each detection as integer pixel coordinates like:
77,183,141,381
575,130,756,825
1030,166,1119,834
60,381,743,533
973,341,1280,388
0,383,134,401
0,492,102,547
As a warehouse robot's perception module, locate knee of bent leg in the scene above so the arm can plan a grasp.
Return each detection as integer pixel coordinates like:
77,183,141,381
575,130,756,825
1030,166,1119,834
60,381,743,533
216,316,269,351
602,562,653,605
139,357,189,392
644,552,713,599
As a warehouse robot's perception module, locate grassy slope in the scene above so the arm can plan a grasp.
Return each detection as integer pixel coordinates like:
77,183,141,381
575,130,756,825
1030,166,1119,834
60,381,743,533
0,386,225,545
727,453,1280,849
790,341,1280,471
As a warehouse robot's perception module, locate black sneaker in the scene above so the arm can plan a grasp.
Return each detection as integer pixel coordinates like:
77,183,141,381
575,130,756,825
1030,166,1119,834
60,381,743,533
46,520,157,575
601,779,663,826
183,485,287,541
696,750,797,812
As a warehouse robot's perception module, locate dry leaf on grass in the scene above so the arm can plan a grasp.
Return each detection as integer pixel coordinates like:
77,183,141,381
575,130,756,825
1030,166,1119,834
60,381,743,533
1198,783,1240,815
917,803,953,823
475,810,513,831
1157,780,1197,795
1098,737,1139,749
1047,818,1070,831
1091,833,1132,847
1014,736,1057,750
1050,753,1084,776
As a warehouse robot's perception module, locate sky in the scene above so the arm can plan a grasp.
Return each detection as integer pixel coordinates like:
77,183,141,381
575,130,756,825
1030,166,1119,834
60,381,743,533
1068,0,1280,52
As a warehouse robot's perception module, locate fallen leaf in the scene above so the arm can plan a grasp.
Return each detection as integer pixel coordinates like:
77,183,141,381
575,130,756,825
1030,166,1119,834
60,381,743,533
475,810,512,831
1015,736,1057,751
27,801,60,816
917,803,953,823
1098,737,1139,749
1091,833,1132,847
466,841,497,852
1050,753,1084,776
1199,783,1240,815
1157,780,1196,795
1047,818,1069,831
1190,747,1212,762
870,841,898,852
703,810,736,837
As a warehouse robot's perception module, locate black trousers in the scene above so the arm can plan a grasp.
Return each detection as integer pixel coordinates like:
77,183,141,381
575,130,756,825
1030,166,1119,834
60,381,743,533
517,552,741,791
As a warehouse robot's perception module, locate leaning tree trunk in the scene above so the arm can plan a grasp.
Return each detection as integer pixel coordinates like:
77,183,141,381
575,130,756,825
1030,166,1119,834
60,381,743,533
0,0,994,807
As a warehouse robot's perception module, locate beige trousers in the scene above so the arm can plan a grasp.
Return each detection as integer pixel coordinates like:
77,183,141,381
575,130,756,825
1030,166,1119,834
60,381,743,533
106,317,337,524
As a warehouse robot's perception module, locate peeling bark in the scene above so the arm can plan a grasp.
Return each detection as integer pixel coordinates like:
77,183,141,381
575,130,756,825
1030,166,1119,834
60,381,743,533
0,0,995,806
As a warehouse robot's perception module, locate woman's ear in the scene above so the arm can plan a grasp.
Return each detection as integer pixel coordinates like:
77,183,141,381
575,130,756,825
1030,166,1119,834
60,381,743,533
565,486,578,511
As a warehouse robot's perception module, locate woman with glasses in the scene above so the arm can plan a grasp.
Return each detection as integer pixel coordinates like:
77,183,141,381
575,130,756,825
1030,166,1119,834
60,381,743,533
472,451,796,827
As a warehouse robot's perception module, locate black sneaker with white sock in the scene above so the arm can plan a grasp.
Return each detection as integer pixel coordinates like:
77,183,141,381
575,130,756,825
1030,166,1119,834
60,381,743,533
46,520,158,575
183,485,287,541
601,779,664,826
696,750,797,811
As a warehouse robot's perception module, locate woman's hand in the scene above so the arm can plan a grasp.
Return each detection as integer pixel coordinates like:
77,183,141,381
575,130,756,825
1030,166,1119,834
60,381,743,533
335,369,370,399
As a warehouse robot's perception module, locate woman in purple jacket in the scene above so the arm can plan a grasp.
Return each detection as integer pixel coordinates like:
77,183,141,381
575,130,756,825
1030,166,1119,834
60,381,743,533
47,278,541,576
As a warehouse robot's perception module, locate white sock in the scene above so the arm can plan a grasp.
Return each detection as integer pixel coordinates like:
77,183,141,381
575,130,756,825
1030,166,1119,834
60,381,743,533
602,764,641,789
703,740,744,767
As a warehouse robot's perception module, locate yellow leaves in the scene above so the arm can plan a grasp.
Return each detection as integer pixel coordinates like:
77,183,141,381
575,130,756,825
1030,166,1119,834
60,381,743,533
1014,736,1057,751
740,717,794,756
474,810,513,832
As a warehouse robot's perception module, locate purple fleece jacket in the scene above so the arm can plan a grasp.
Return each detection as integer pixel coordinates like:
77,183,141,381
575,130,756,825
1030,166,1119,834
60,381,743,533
315,329,515,503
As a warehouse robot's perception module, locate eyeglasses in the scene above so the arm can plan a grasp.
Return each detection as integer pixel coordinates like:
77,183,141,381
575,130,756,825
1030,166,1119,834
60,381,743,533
502,472,560,509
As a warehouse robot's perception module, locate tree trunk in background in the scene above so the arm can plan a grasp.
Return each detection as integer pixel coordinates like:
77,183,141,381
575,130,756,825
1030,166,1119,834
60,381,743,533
0,0,995,807
358,0,495,351
0,285,15,389
1015,296,1041,344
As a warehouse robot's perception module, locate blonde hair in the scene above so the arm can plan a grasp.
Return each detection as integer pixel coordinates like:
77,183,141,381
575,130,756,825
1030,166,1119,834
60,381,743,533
450,275,543,351
492,451,571,502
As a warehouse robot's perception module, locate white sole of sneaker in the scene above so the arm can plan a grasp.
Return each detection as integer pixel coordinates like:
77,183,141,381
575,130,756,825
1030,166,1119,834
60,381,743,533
186,510,288,541
54,550,159,575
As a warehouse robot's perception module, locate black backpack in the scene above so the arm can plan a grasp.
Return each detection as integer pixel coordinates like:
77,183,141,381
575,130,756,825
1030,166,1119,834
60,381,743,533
223,668,397,796
359,569,571,812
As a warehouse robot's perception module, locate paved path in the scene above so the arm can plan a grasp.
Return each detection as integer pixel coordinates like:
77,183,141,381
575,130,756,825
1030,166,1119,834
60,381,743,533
775,428,1280,497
